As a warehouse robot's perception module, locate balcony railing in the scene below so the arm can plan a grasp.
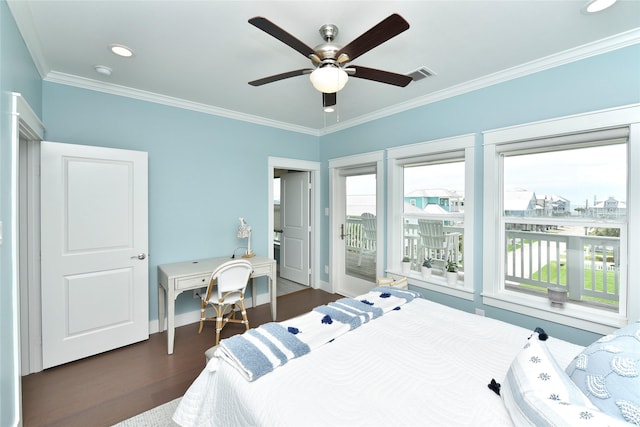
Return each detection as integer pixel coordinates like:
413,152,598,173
397,218,620,308
345,215,377,281
345,216,375,252
504,229,620,308
402,221,463,267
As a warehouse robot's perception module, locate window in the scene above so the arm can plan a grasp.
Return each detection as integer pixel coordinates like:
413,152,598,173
503,144,625,309
388,134,475,300
483,105,639,333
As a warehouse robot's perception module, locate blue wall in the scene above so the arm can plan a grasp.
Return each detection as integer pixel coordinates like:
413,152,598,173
42,83,320,318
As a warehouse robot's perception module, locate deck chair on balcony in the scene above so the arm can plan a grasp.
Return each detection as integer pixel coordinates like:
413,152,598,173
358,212,377,266
198,259,253,345
417,219,459,271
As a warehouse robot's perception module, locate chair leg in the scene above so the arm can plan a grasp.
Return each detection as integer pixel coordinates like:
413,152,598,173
215,309,223,346
239,301,249,331
198,301,206,334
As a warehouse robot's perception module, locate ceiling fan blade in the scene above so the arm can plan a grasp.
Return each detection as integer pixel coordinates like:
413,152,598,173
323,92,336,107
336,14,409,63
249,69,313,86
249,17,316,58
351,65,412,87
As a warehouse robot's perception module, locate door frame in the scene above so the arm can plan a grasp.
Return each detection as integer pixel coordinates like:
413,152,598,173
15,94,45,376
11,94,45,426
329,151,385,295
267,157,321,290
18,127,42,375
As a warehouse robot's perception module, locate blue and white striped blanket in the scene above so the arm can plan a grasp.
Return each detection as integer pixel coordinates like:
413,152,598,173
211,286,420,381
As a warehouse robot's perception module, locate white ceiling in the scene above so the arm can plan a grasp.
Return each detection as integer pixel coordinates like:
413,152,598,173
8,1,640,134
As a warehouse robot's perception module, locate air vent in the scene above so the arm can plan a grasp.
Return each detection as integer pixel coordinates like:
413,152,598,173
408,66,437,82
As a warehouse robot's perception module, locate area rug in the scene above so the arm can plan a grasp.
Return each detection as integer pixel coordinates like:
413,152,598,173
112,397,181,426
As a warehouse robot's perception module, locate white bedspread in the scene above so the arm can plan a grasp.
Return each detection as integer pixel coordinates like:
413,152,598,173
173,297,584,427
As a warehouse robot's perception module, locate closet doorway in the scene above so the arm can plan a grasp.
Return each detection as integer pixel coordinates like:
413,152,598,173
268,157,320,294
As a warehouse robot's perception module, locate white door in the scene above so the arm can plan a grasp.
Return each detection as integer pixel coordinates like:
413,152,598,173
280,171,310,285
330,153,384,297
40,141,149,369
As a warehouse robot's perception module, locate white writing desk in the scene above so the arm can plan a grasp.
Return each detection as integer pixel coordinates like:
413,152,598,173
158,255,277,354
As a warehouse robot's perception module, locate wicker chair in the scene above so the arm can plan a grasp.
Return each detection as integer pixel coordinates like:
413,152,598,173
198,259,253,345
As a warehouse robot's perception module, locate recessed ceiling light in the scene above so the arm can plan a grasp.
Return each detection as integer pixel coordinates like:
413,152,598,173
109,44,134,57
324,106,335,113
94,65,112,76
583,0,617,13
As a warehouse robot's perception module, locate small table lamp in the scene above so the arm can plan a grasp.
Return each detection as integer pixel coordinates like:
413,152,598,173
237,217,255,258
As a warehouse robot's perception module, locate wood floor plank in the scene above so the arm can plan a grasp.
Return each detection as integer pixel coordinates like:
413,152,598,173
21,288,341,427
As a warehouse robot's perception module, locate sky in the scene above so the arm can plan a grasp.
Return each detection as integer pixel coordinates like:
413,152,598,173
276,144,627,211
503,144,627,209
404,161,465,195
346,144,627,211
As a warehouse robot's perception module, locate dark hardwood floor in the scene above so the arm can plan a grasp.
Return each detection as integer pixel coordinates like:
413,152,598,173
21,288,341,427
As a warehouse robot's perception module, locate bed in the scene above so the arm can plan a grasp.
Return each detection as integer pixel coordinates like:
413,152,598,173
173,287,638,426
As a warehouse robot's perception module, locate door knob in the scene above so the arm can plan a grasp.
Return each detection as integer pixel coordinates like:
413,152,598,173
131,253,146,260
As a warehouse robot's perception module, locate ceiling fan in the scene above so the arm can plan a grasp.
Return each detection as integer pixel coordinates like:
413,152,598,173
248,13,413,109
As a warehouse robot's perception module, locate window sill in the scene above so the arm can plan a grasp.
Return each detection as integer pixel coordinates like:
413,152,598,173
482,290,628,335
386,269,474,301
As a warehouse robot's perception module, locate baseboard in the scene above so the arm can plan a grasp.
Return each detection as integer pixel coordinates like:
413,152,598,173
148,285,334,334
316,280,332,294
149,296,258,334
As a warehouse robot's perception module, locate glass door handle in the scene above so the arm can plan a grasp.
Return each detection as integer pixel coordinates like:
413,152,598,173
340,224,350,240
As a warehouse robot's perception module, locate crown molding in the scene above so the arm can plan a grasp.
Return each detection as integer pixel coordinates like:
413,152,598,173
37,27,640,137
43,72,321,136
320,28,640,135
7,0,50,78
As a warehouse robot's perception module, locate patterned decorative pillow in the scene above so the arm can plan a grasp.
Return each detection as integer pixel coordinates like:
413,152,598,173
501,331,630,426
566,320,640,425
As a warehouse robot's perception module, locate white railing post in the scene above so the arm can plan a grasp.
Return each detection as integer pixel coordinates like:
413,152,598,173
566,236,584,301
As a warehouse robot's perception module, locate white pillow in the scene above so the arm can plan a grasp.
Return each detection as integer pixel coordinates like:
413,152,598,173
501,332,630,426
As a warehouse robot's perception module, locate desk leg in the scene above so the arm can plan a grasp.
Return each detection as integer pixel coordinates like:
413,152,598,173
270,270,277,321
167,282,176,355
158,283,166,332
167,304,176,354
251,277,257,308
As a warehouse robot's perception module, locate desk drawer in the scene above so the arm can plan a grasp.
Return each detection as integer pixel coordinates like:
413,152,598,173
251,264,273,277
176,274,210,290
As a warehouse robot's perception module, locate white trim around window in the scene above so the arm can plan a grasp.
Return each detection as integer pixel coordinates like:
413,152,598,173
387,134,476,300
482,104,640,335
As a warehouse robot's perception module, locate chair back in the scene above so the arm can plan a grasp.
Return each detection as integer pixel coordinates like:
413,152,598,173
361,212,377,243
210,259,253,299
418,219,445,249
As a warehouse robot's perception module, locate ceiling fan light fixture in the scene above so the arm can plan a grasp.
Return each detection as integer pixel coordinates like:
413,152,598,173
309,66,348,93
583,0,617,13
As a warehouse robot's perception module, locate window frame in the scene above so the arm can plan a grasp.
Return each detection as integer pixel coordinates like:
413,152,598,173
482,104,640,334
387,134,476,300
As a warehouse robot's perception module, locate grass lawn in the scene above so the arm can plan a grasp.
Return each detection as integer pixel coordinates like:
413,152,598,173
524,261,618,306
